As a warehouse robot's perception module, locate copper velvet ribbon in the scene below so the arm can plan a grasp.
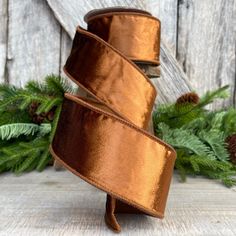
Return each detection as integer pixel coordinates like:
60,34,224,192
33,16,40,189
50,8,176,233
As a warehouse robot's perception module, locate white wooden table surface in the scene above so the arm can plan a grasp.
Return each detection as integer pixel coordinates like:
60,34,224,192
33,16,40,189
0,168,236,236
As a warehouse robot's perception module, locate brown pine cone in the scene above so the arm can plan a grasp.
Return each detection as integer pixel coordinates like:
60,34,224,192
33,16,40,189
28,102,39,116
176,92,200,105
31,113,47,124
226,134,236,164
29,102,56,124
46,108,56,121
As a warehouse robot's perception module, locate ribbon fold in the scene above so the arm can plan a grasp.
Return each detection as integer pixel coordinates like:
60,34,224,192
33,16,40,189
50,8,176,232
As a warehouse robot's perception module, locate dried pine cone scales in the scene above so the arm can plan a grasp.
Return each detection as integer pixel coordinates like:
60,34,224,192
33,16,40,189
28,102,55,124
176,92,200,105
226,134,236,164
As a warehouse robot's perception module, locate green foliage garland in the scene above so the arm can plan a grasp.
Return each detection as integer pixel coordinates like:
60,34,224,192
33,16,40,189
0,75,235,188
153,86,236,187
0,75,75,174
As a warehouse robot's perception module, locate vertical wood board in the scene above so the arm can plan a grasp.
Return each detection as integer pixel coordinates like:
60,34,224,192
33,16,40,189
177,0,236,108
7,0,61,86
147,0,178,56
0,0,8,83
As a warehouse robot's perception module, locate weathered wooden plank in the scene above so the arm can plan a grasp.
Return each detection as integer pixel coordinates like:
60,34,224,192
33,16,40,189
59,29,72,78
46,0,192,105
0,0,8,83
7,0,61,86
177,0,236,108
147,0,178,55
0,168,235,235
153,41,192,106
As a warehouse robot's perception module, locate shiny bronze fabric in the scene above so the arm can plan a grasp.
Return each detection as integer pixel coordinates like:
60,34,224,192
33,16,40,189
50,8,176,233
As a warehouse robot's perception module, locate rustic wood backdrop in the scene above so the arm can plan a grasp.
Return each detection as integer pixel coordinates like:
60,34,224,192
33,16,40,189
0,0,235,108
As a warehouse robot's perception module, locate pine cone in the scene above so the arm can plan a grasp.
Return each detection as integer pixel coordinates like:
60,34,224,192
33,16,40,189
226,134,236,164
176,92,200,105
46,108,55,121
31,113,46,124
29,102,45,124
28,102,55,124
28,102,39,116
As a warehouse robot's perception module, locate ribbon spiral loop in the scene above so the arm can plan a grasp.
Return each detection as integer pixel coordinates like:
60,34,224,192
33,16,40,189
50,8,176,232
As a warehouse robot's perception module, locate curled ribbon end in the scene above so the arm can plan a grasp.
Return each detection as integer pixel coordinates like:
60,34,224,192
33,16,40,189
105,196,121,233
104,215,121,233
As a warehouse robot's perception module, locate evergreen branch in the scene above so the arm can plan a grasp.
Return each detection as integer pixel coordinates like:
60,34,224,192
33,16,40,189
0,84,20,99
198,130,229,161
0,109,31,126
175,159,187,182
209,111,227,130
157,123,216,159
0,74,72,174
199,85,229,107
182,117,206,131
25,80,48,94
0,95,23,111
18,91,50,105
222,107,236,136
153,85,236,187
0,91,44,112
0,137,50,173
0,123,51,140
38,124,52,137
14,151,40,174
176,154,236,186
36,97,62,114
18,97,32,110
0,89,61,113
36,148,51,172
49,104,62,143
45,74,75,96
153,86,229,129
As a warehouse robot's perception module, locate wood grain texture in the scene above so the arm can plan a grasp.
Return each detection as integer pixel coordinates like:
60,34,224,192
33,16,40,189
0,168,235,235
152,41,192,106
0,0,8,83
0,0,235,108
177,0,236,108
7,0,61,87
147,0,178,55
59,30,72,78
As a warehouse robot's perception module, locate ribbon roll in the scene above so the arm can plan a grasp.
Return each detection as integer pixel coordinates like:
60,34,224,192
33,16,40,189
50,8,176,232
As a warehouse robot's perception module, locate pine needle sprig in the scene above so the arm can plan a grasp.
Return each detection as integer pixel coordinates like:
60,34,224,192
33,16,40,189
153,86,230,129
45,74,75,96
25,80,49,94
199,85,229,107
198,130,229,161
176,154,236,187
157,123,216,159
25,75,75,96
0,74,75,174
0,110,31,126
0,84,21,99
153,86,236,187
36,148,51,172
49,104,62,143
222,108,236,136
0,123,51,140
0,137,50,173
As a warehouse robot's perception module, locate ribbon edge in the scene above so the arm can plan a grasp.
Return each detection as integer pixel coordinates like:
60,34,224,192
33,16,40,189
50,145,165,219
64,92,177,157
